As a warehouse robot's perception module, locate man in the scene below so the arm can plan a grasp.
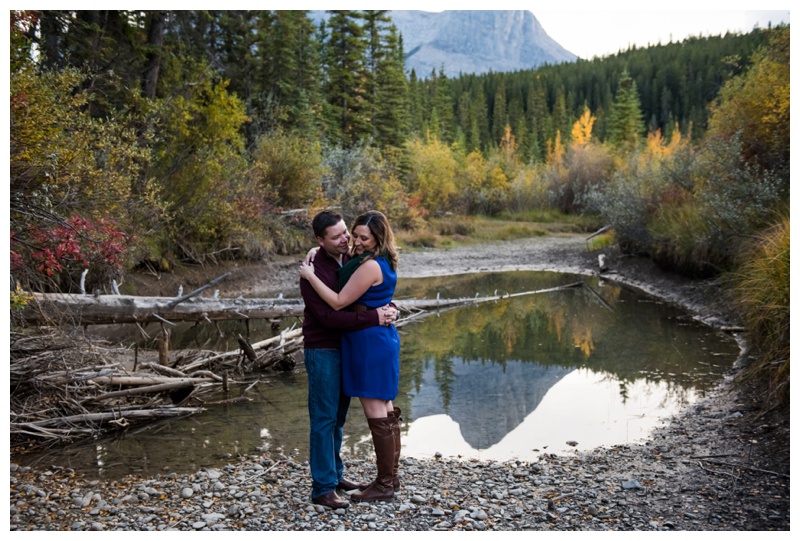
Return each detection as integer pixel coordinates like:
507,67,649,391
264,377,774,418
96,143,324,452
300,210,397,509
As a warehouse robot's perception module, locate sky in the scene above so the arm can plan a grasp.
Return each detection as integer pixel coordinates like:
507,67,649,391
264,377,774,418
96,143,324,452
534,7,790,60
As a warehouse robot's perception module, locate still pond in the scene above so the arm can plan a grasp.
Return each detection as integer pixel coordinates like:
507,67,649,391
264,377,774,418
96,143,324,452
16,271,740,479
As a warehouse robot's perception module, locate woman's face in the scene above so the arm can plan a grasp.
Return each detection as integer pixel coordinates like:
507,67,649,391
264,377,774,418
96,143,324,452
352,224,376,255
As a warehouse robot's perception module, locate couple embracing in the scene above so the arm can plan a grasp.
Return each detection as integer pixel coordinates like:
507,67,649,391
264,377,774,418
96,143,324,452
298,210,402,509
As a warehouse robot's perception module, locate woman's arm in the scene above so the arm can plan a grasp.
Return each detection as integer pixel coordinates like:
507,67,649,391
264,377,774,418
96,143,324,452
299,259,381,310
303,247,319,266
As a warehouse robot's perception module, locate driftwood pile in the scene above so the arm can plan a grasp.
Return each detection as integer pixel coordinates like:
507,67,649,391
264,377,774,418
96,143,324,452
9,325,304,446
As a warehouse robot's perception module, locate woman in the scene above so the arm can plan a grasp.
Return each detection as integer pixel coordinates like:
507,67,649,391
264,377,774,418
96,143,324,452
299,210,401,502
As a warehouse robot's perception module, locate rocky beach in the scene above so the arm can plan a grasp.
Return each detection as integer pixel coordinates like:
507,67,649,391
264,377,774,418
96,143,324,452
9,236,790,531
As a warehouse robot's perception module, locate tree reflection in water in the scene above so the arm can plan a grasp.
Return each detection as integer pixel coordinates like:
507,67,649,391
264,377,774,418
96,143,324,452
394,270,739,458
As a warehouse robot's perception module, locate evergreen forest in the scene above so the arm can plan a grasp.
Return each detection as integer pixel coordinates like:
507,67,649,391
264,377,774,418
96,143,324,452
9,11,789,406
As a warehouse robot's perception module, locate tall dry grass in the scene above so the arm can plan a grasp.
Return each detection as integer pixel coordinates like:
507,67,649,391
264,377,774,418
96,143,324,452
728,215,790,409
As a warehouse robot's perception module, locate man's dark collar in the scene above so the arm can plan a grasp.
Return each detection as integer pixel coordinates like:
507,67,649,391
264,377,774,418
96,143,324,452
320,249,345,265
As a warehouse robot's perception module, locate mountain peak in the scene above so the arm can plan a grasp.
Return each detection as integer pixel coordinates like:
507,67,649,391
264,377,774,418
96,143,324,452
311,10,577,78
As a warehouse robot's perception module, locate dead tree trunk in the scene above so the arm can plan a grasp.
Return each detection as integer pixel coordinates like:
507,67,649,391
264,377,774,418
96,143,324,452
157,330,170,366
21,282,585,326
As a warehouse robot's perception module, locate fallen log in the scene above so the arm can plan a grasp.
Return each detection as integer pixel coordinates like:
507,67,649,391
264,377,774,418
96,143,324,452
10,407,203,430
144,362,187,378
21,281,585,326
22,292,305,325
393,281,585,311
178,327,304,372
37,374,216,386
91,380,202,401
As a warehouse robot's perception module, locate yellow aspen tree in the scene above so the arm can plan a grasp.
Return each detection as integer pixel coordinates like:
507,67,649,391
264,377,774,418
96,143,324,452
645,129,667,157
546,130,565,170
666,126,683,155
499,124,518,163
570,106,595,147
646,125,685,159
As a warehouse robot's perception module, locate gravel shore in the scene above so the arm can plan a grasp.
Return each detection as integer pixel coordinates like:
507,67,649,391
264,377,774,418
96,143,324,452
9,237,790,531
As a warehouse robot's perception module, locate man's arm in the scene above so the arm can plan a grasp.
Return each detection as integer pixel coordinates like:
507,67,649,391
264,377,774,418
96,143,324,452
300,279,380,331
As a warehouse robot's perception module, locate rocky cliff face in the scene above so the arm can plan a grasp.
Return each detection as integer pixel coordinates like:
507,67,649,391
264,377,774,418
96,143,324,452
309,10,577,78
392,10,577,77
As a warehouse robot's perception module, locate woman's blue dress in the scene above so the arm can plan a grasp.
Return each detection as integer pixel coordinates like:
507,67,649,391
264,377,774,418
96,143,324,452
342,256,400,400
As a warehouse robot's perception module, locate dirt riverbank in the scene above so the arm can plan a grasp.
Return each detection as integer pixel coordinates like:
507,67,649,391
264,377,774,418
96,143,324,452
10,235,790,531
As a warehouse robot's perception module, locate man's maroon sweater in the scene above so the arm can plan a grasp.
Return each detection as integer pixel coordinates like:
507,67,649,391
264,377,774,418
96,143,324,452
300,249,378,349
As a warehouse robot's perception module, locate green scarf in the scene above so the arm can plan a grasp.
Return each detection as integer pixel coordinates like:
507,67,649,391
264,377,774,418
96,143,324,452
337,251,373,289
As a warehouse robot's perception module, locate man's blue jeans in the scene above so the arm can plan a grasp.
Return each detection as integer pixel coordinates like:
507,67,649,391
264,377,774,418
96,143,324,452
305,348,351,499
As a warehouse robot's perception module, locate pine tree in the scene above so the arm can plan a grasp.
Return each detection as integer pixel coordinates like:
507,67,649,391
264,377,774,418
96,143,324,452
373,24,409,150
322,10,369,146
433,66,456,143
607,69,646,152
525,81,548,162
491,77,507,144
406,69,425,135
362,10,392,139
473,83,490,151
551,87,569,144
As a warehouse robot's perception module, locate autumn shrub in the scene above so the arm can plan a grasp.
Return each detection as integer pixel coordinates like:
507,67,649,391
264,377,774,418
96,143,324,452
705,25,789,179
10,66,152,233
507,164,551,212
11,216,132,294
585,230,615,252
647,201,719,277
583,156,661,256
403,136,459,213
320,143,421,230
551,143,615,213
251,130,324,209
463,134,521,216
265,214,317,256
648,134,783,275
453,149,488,214
642,26,789,278
9,64,160,294
728,215,789,409
148,64,256,264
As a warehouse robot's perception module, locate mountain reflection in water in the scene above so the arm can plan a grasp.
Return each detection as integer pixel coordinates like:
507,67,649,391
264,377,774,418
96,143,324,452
14,271,740,479
407,358,571,450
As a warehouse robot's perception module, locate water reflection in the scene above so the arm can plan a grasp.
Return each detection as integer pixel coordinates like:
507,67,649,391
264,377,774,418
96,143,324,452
396,272,737,458
406,357,572,450
14,271,740,479
404,370,705,461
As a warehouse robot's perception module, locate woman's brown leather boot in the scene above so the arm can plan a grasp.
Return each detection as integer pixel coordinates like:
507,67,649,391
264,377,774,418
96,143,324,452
351,416,395,502
389,407,402,489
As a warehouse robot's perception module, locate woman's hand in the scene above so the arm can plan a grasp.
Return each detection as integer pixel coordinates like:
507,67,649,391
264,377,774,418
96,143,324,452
303,247,319,266
299,261,315,281
377,305,398,326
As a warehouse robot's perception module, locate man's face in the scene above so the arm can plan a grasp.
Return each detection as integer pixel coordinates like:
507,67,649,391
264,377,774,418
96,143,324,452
317,220,350,259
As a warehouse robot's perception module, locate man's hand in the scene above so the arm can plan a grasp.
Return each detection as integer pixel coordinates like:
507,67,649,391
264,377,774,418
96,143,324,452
377,304,398,326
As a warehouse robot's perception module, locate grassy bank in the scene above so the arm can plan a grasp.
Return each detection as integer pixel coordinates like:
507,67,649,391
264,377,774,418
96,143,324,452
395,211,602,250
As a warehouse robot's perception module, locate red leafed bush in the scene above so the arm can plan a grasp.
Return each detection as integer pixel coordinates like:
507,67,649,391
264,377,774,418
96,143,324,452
11,216,132,294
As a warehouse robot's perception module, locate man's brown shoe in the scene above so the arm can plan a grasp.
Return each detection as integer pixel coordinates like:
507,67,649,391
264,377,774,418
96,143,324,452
337,477,369,491
312,491,349,509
